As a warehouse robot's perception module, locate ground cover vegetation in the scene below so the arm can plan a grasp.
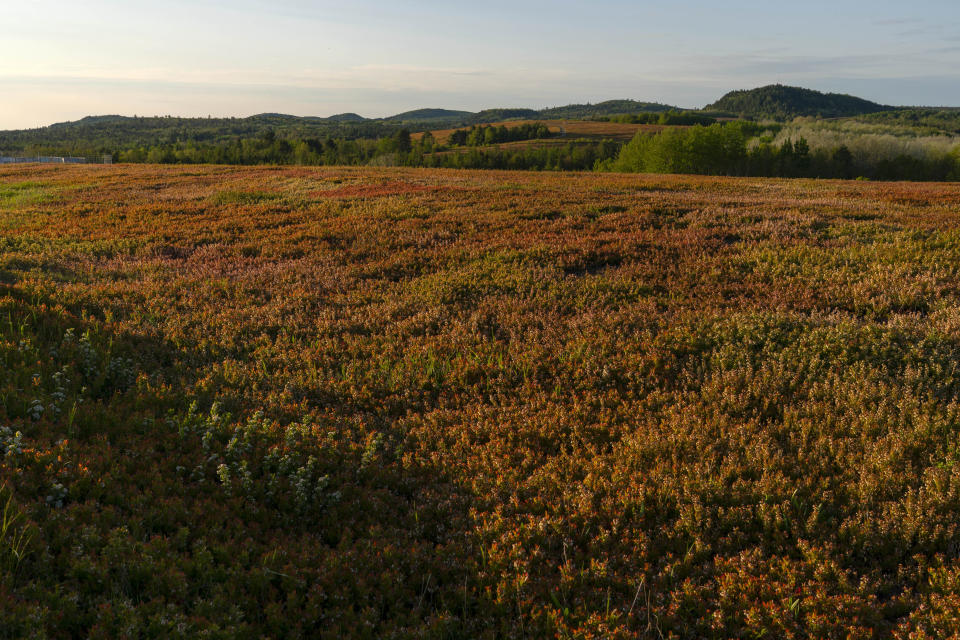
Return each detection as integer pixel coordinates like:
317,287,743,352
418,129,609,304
3,164,960,637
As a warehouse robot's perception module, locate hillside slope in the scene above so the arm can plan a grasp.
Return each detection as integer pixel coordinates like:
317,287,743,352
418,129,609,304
539,99,677,119
706,84,892,120
383,108,475,124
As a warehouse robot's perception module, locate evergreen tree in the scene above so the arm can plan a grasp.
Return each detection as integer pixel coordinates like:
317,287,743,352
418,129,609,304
395,129,412,153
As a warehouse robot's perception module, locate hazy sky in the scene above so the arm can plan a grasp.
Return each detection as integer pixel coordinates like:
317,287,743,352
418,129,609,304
2,0,959,128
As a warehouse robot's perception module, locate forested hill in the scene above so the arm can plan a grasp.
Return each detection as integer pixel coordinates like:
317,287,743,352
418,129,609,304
538,100,677,119
3,87,944,161
0,115,399,157
706,85,893,120
0,100,684,148
326,113,367,123
0,101,682,156
383,108,475,124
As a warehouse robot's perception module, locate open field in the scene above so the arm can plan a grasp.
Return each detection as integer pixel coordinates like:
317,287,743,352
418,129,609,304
414,119,668,144
426,138,606,158
4,164,960,637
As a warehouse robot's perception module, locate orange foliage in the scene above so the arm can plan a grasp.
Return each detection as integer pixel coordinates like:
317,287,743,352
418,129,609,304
2,163,960,637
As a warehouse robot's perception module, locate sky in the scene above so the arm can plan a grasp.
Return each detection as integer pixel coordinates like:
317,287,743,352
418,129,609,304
2,0,959,129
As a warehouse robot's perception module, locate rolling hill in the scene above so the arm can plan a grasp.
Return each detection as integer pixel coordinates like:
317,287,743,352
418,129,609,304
706,84,893,120
2,86,945,160
471,108,540,123
381,102,681,127
538,99,678,119
326,112,368,123
383,108,475,124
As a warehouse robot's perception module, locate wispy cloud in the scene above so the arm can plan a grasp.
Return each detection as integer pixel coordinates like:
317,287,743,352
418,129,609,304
669,47,960,83
872,18,921,26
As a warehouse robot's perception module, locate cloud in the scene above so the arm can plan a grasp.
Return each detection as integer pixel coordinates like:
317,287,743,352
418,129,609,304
668,46,960,85
718,54,889,76
347,64,496,80
871,18,921,26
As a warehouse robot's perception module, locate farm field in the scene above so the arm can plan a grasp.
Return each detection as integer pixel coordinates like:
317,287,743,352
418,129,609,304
4,164,960,637
414,119,667,144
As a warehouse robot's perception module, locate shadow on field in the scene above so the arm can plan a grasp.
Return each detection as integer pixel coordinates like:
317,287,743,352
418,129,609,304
0,272,503,639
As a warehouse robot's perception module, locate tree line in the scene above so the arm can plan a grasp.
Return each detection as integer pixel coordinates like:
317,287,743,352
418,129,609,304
601,122,960,181
420,141,621,171
4,117,958,181
447,123,552,146
599,111,717,126
0,116,396,161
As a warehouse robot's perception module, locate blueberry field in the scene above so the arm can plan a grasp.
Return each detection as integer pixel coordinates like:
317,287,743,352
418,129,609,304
3,164,960,638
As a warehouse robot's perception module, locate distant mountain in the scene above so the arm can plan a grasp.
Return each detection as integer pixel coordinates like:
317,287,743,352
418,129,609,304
538,100,677,119
62,115,129,126
249,113,334,125
6,99,698,143
705,85,892,120
384,109,475,124
6,87,938,158
471,108,540,123
381,101,679,126
326,112,368,123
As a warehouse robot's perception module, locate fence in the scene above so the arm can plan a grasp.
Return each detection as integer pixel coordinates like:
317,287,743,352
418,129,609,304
0,155,112,165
